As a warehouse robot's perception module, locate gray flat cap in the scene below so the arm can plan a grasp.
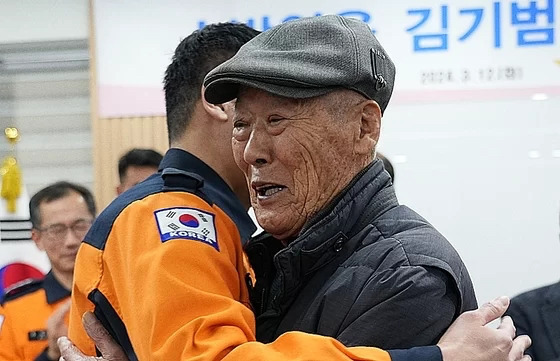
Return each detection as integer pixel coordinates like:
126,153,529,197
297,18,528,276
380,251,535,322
203,15,395,113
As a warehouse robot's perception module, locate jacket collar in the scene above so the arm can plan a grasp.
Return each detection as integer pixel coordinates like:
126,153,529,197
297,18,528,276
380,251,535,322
271,159,397,305
43,271,70,305
542,281,560,355
159,148,256,243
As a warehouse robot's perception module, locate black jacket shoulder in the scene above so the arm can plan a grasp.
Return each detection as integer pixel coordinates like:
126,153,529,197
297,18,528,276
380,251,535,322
506,281,560,361
510,282,556,305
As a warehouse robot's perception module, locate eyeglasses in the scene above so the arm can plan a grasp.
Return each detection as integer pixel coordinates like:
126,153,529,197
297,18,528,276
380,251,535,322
36,219,93,240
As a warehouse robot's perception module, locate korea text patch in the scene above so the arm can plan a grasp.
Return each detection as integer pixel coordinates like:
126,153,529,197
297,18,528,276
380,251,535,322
154,207,219,251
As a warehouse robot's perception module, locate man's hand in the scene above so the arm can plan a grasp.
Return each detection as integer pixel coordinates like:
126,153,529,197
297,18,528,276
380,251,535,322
438,296,532,361
58,312,127,361
46,300,71,360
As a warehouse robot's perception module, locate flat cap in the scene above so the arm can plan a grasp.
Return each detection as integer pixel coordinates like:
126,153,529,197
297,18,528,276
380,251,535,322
203,15,395,113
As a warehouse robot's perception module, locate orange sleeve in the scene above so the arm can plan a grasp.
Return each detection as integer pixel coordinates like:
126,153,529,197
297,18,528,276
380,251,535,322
68,244,98,356
0,304,23,361
69,191,391,361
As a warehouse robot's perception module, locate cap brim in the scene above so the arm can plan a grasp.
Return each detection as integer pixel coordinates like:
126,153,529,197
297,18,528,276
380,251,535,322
204,76,335,104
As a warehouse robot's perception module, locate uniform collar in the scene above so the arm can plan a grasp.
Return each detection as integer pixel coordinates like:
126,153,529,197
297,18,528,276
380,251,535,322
159,148,229,188
43,271,71,304
159,148,256,243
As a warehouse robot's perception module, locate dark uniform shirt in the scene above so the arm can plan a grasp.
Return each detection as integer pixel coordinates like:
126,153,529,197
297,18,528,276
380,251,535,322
505,281,560,361
0,271,70,361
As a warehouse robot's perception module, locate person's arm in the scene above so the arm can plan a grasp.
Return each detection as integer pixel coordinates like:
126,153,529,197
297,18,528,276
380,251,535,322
59,296,531,361
66,192,524,361
0,305,24,360
69,192,391,361
331,265,460,348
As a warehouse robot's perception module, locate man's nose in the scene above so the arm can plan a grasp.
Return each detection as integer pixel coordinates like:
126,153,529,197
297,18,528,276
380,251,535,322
243,126,272,167
63,228,82,247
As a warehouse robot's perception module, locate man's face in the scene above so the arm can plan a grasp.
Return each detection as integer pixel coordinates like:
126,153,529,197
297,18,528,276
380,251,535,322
117,166,158,194
32,191,94,274
232,88,368,240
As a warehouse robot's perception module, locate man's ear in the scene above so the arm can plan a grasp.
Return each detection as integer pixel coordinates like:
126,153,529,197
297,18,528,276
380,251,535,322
31,229,45,251
200,85,229,122
355,100,382,156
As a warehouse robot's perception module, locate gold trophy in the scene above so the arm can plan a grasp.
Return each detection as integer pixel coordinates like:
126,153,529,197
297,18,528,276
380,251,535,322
1,127,22,213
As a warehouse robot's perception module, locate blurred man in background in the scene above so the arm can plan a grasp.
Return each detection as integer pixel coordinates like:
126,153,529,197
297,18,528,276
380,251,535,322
116,148,163,195
505,212,560,361
0,181,96,361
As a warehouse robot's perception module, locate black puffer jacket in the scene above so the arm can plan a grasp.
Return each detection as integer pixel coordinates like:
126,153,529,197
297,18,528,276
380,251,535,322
246,159,477,349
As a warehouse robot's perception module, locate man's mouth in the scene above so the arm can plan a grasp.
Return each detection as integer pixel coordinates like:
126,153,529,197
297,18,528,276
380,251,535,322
258,185,285,197
252,182,287,199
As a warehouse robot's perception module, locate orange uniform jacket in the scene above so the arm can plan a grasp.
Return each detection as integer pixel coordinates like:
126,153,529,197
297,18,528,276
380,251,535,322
69,149,438,361
0,273,70,361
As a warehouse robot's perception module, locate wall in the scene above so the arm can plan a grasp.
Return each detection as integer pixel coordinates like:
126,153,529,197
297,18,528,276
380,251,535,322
380,96,560,302
93,116,168,207
90,0,560,307
0,0,89,44
0,1,91,272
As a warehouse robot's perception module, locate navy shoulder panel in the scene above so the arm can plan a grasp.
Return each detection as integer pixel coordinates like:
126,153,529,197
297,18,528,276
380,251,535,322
84,170,210,251
2,278,43,305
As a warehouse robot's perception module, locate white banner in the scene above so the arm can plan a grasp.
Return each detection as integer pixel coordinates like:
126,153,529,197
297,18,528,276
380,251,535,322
94,0,560,117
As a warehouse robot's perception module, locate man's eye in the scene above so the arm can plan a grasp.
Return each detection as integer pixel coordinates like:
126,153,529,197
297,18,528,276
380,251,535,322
269,117,284,124
233,121,245,129
49,225,66,234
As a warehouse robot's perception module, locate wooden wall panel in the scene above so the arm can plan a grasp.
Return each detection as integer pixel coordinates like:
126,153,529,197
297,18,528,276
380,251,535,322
89,1,168,210
92,116,168,210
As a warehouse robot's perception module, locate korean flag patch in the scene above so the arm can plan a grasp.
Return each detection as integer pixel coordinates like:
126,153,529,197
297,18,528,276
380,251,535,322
154,207,219,251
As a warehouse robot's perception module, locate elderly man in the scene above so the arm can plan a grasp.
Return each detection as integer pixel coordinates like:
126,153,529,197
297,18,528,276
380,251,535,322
203,14,476,348
63,19,530,361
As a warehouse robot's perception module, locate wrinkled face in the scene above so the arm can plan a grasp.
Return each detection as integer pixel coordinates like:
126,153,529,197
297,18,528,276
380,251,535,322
232,88,373,240
33,191,94,275
118,165,159,194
